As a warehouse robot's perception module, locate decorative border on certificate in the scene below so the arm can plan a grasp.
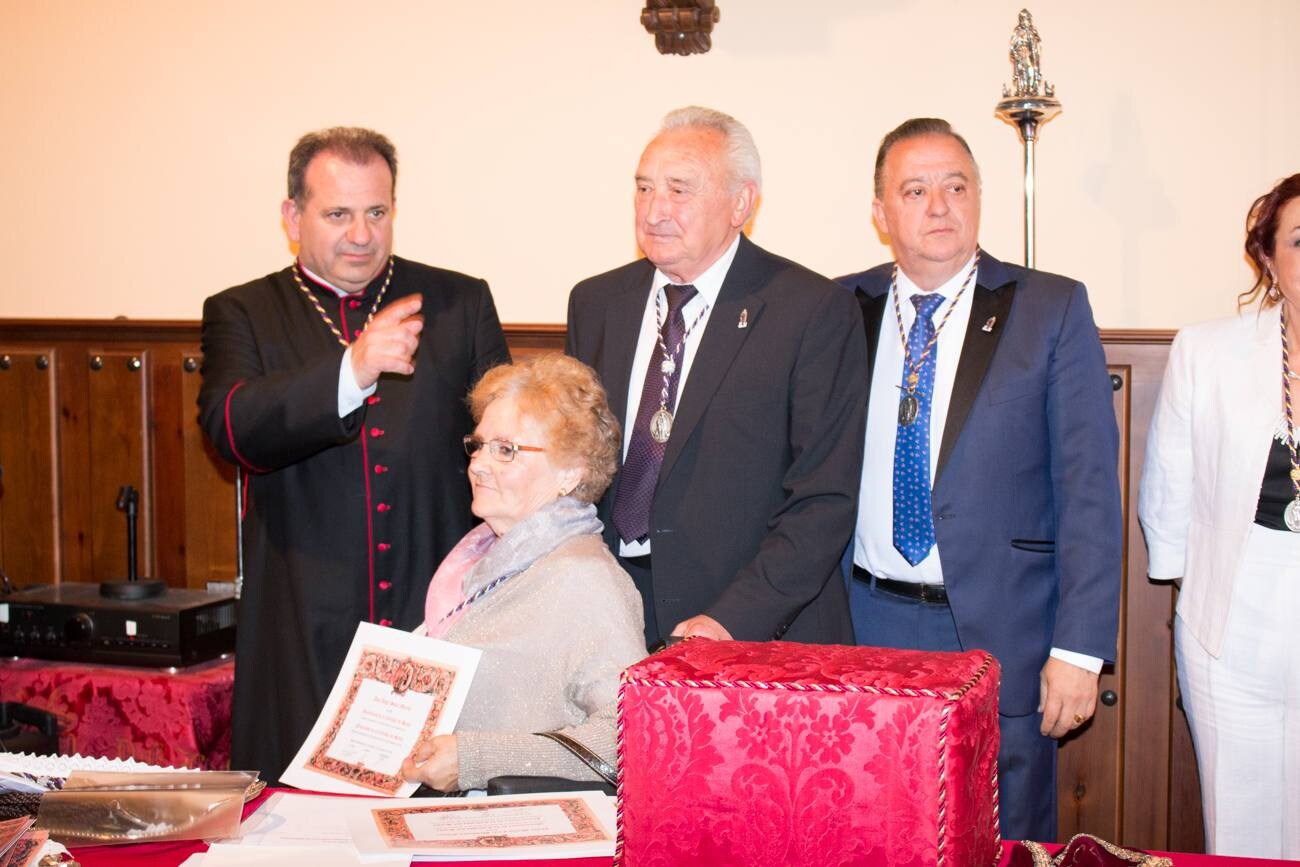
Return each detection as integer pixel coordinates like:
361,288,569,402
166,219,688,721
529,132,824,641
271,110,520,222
305,648,458,794
372,798,610,849
0,830,47,867
0,817,35,865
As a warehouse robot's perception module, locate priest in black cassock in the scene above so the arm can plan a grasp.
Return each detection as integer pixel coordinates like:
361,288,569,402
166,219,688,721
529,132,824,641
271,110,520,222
198,127,509,783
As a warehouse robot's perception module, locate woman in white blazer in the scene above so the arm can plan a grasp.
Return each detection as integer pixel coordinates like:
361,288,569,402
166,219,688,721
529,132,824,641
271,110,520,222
1140,173,1300,859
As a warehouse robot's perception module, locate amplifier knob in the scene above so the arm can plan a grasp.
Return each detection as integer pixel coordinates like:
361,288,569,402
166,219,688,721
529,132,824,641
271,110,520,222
65,613,95,643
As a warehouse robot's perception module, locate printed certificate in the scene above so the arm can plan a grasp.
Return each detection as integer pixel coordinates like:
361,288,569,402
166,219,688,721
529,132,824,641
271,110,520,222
281,622,480,797
349,791,616,860
0,829,46,867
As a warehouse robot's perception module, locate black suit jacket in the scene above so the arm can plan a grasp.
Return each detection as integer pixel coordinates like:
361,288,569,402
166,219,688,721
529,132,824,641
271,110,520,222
566,235,866,643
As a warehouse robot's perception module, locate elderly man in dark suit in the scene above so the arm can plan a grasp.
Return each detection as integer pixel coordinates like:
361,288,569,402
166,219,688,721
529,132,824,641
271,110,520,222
566,106,866,648
839,117,1122,842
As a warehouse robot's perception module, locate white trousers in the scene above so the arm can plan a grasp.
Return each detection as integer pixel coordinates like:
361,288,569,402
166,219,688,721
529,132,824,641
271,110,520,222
1175,523,1300,858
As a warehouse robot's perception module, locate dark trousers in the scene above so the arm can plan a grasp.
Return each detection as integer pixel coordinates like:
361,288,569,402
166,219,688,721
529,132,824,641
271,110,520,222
618,553,659,649
847,570,1059,843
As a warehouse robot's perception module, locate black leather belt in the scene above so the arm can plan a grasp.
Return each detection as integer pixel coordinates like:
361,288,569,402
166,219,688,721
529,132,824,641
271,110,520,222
852,565,948,605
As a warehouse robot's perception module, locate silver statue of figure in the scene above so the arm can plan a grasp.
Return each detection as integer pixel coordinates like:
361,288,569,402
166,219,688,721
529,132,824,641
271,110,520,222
1003,8,1054,99
995,7,1062,269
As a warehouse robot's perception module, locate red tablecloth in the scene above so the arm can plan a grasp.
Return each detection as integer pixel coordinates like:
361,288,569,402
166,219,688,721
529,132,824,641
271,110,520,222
0,656,233,770
70,840,1299,867
66,789,1298,867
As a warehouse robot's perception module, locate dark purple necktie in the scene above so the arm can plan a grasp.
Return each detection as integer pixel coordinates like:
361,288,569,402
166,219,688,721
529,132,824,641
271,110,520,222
612,283,698,544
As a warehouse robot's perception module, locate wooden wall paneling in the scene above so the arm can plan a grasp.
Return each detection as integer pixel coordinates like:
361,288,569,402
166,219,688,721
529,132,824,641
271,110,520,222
149,345,188,586
179,346,237,587
1057,363,1131,841
85,348,152,583
1167,661,1205,852
1106,341,1183,850
0,349,61,586
55,340,94,583
503,324,566,359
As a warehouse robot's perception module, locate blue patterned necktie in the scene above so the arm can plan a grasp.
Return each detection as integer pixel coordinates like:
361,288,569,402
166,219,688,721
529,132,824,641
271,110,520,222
612,283,698,544
893,292,946,565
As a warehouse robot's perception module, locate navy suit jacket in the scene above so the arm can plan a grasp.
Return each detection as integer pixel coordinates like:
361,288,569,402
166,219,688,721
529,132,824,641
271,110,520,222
839,251,1122,715
567,235,865,644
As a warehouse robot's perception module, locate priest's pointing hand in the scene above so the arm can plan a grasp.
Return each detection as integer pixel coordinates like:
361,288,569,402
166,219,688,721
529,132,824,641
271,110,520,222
350,294,424,389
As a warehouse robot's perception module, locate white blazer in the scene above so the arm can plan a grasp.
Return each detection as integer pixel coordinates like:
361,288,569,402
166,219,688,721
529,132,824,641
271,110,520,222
1139,305,1284,658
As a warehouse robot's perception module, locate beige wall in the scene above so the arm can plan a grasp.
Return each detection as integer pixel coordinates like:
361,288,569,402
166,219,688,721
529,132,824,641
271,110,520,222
1,1,1296,329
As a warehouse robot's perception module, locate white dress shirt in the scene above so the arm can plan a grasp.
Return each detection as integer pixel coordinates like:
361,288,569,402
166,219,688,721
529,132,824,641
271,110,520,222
856,254,976,584
299,263,379,417
856,254,1100,673
618,234,740,557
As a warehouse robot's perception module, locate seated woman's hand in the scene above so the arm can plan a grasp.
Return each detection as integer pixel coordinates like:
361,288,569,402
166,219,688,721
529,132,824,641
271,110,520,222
401,733,459,791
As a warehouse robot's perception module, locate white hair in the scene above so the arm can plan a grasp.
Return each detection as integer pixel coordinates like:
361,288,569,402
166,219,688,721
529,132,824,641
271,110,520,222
659,106,762,195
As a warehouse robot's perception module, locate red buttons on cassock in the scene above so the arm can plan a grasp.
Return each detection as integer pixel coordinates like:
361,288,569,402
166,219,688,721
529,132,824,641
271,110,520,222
377,542,391,552
377,503,390,513
349,299,362,309
370,427,384,438
367,395,381,405
379,619,393,627
374,465,388,474
379,581,392,591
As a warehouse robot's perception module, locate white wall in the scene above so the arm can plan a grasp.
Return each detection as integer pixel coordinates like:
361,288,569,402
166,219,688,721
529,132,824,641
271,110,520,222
1,0,1297,329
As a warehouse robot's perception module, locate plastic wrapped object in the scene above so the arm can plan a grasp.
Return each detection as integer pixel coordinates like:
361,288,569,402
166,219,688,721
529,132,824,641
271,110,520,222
33,770,259,846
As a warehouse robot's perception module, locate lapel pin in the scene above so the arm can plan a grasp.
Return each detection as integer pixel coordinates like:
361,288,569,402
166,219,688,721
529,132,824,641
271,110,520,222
982,316,997,333
738,308,748,329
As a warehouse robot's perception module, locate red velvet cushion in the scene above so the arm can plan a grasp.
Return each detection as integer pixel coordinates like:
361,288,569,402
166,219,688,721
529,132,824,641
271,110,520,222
616,640,1001,866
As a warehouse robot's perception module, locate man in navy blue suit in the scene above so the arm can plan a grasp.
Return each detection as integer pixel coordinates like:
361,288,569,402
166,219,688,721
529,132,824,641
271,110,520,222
839,118,1121,842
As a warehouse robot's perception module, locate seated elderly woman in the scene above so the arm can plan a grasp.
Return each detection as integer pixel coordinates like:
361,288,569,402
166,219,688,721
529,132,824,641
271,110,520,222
401,353,645,792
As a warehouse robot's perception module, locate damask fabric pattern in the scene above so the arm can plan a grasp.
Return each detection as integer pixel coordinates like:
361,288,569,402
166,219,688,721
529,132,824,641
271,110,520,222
0,658,232,770
618,640,1001,867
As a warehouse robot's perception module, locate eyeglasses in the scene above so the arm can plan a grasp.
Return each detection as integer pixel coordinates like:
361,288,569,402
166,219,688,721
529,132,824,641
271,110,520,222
463,435,546,463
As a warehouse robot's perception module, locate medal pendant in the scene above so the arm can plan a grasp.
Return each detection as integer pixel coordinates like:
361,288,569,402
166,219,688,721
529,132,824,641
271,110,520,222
907,371,919,389
898,394,920,426
1286,498,1300,532
650,407,674,443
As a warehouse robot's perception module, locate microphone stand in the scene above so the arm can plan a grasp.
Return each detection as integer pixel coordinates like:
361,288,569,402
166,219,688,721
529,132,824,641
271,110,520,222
100,485,166,600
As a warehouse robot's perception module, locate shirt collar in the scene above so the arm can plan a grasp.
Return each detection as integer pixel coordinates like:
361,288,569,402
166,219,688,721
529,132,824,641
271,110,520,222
297,261,390,299
650,233,742,309
895,251,980,303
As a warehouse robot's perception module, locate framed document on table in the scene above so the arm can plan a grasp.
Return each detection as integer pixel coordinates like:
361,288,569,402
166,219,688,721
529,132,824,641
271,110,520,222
349,791,616,860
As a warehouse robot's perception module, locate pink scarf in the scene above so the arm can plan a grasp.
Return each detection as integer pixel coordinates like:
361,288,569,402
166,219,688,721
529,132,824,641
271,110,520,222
422,523,497,638
421,498,604,638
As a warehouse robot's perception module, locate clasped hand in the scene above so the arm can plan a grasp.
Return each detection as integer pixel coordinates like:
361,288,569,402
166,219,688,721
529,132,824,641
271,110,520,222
400,733,459,792
670,613,733,641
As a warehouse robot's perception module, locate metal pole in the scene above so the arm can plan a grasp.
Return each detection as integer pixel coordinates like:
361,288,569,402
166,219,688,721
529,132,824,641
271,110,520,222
1023,127,1037,269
